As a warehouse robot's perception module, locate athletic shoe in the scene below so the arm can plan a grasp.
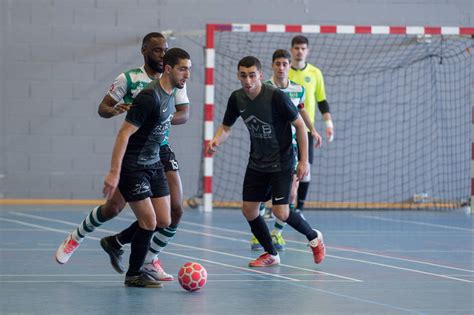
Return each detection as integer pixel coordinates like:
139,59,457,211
249,252,280,267
250,235,263,251
55,234,80,264
263,208,274,220
100,236,125,274
142,259,174,281
295,208,306,220
309,229,325,264
124,272,163,288
271,233,286,251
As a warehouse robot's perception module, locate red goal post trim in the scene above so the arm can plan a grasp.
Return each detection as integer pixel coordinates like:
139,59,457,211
203,23,474,212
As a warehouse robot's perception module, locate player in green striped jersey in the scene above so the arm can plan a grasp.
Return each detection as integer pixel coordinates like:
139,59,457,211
250,49,321,251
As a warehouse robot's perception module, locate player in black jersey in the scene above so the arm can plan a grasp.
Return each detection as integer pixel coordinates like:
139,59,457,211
207,56,325,267
102,48,191,287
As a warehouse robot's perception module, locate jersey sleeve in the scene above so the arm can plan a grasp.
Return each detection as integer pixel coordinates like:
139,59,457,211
222,92,240,127
175,83,190,106
274,89,299,122
314,69,327,102
298,85,306,109
125,90,156,128
107,73,128,102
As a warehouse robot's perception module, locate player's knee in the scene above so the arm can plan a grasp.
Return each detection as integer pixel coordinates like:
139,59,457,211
170,204,183,224
138,217,157,231
272,206,289,221
155,216,171,229
101,201,125,220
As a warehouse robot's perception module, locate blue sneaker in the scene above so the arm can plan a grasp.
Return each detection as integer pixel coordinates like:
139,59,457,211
250,235,263,250
272,234,286,251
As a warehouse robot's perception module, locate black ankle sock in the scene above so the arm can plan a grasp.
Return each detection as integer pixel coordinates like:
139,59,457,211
117,221,139,245
297,181,310,210
127,226,154,276
248,216,277,256
285,209,317,241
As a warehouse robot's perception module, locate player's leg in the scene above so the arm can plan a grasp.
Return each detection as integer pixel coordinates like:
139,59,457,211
270,175,297,251
242,168,280,267
55,189,126,264
123,168,169,287
125,197,162,288
141,168,181,281
296,132,314,218
271,169,325,264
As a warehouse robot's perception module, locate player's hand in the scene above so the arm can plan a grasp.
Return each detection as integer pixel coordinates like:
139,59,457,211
206,139,219,155
296,160,309,181
326,127,334,142
103,171,120,200
112,103,132,116
311,130,322,149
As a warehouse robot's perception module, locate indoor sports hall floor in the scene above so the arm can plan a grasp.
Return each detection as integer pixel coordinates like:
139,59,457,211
0,205,473,315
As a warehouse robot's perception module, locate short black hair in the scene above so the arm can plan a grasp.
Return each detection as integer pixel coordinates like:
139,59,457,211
163,47,190,68
272,49,291,62
291,35,309,47
237,56,261,70
142,32,165,47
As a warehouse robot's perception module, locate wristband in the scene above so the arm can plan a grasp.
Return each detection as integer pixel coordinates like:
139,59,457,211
324,120,333,129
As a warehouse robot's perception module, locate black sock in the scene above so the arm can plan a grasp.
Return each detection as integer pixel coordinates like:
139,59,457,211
127,226,154,276
116,221,139,246
285,209,317,241
248,216,277,256
297,182,310,210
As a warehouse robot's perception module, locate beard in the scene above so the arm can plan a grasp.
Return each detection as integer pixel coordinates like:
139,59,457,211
148,57,163,73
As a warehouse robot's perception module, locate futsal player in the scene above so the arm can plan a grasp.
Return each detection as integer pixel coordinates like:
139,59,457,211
250,49,322,251
289,35,333,218
56,33,189,281
207,56,325,267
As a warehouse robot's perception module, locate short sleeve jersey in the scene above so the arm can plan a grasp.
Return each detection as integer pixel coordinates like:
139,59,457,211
222,84,299,173
288,63,326,126
265,78,305,149
107,66,189,146
122,80,175,169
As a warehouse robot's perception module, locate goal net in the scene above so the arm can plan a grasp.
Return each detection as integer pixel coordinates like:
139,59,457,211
201,25,473,210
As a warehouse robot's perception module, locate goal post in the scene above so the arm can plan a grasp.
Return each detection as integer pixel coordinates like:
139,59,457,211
201,23,474,212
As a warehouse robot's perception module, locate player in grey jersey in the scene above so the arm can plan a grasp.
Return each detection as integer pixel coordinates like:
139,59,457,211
56,33,188,281
103,48,191,287
207,56,325,267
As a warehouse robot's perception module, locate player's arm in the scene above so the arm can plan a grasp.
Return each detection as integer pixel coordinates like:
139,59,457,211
207,124,231,155
300,107,322,148
315,70,334,141
98,94,131,118
171,104,189,125
98,73,132,119
292,116,310,180
103,121,138,199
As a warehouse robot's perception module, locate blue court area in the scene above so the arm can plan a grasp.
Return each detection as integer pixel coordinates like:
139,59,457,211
0,205,473,314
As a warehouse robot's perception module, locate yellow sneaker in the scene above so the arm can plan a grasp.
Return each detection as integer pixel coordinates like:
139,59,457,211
250,235,263,251
271,233,286,251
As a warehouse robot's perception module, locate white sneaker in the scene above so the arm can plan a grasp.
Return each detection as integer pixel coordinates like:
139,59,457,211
142,259,174,281
55,234,80,264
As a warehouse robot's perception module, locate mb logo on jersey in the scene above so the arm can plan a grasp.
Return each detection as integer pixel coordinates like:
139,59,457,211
244,115,272,139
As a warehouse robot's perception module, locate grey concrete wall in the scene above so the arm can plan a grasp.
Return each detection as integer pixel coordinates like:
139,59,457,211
0,0,472,199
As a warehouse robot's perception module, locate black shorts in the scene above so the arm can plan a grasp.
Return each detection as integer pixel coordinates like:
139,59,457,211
297,131,314,164
118,167,170,202
160,145,179,172
242,167,293,205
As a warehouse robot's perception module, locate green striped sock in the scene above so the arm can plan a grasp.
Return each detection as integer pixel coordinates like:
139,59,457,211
72,206,106,242
145,225,177,263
